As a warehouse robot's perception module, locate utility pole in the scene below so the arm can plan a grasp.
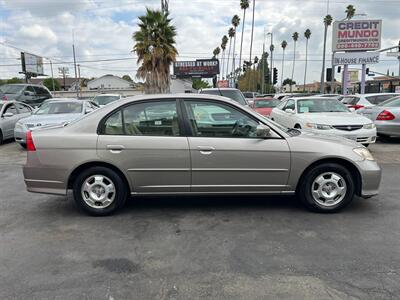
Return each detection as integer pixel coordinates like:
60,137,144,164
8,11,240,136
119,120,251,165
72,30,79,99
49,59,55,91
262,28,266,94
58,67,69,91
77,64,81,98
268,32,273,93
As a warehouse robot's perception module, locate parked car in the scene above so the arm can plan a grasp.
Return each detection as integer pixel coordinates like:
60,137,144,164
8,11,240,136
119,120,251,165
0,101,33,144
251,97,281,117
0,84,52,107
23,94,381,216
357,96,400,138
341,93,400,110
270,97,377,145
93,94,122,107
14,99,99,147
199,88,248,106
242,91,259,106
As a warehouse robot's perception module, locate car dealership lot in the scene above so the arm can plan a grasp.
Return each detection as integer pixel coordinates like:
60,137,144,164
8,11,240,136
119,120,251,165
0,140,400,299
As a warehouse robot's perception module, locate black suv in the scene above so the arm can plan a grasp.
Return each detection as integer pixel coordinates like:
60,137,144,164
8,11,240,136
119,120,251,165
0,84,52,107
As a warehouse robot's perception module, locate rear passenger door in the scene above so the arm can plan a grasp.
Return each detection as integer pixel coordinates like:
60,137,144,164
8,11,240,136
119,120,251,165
1,103,19,138
97,99,191,194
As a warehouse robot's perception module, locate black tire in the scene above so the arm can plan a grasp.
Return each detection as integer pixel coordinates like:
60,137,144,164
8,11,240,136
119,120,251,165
362,143,369,148
73,166,128,216
294,124,302,129
297,163,355,213
0,130,3,145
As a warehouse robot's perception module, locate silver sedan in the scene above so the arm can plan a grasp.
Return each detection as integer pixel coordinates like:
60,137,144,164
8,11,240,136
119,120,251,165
0,101,32,145
23,94,382,216
358,96,400,137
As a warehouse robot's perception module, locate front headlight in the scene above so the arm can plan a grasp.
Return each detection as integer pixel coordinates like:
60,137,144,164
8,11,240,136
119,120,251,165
15,122,26,130
353,147,375,161
363,123,376,129
305,123,332,130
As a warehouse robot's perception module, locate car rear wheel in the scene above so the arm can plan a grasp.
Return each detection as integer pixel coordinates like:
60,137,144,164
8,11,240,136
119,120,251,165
298,163,355,213
0,130,3,145
73,166,128,216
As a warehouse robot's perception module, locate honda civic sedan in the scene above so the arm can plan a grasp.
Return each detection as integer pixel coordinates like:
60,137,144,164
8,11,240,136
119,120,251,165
23,94,382,216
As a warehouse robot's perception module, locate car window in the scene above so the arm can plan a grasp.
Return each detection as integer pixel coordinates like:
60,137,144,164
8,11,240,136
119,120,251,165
342,96,358,105
243,92,253,98
185,100,259,138
283,100,295,111
297,99,348,113
276,100,287,110
104,110,124,135
94,95,120,105
26,86,36,94
4,103,17,115
16,103,32,114
35,102,83,114
122,101,180,136
378,96,400,107
254,99,280,108
200,90,247,106
367,94,400,105
0,85,24,94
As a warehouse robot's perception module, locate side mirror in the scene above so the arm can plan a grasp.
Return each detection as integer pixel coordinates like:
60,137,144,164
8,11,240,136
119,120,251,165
256,124,271,138
3,112,14,118
285,108,295,114
24,91,34,96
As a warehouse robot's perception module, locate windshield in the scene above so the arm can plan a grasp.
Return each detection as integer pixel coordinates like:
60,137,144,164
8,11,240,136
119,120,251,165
35,102,83,115
94,95,120,105
0,84,24,94
254,99,280,108
378,96,400,107
297,98,349,113
201,90,247,105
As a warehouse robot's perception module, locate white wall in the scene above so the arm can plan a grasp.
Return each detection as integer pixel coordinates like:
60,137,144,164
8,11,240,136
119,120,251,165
88,76,131,90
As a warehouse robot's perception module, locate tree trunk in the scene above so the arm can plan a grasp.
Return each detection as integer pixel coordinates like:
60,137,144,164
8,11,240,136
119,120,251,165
281,49,285,89
303,39,308,92
291,41,296,92
232,34,237,81
239,9,246,75
320,25,328,94
226,38,232,79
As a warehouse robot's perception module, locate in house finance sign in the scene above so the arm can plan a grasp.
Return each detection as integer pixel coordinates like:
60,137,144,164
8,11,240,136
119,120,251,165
332,20,382,51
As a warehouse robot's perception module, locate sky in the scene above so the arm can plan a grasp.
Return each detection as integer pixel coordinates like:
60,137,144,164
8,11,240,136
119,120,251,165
0,0,399,85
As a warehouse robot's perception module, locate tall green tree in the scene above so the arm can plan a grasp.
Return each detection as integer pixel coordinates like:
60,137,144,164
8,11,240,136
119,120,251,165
213,47,221,59
122,75,133,82
257,51,270,93
238,0,249,74
231,15,241,78
320,15,333,94
303,29,311,91
43,78,60,91
226,27,235,79
291,32,299,92
280,40,288,88
133,8,178,94
345,5,356,20
192,78,211,90
220,35,228,79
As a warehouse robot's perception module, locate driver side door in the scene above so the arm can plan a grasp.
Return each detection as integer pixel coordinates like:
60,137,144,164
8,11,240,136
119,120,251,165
183,99,291,193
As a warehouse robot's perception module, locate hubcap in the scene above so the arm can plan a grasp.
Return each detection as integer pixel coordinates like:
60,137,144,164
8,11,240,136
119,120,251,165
81,175,115,209
311,172,347,207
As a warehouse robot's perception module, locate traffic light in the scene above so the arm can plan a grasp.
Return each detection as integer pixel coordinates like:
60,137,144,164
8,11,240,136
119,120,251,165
326,68,332,82
273,68,278,85
264,72,270,82
337,66,341,73
366,68,370,75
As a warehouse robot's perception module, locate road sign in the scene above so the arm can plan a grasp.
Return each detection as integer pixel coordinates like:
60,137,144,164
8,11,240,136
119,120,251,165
174,59,219,78
332,20,382,52
333,52,380,65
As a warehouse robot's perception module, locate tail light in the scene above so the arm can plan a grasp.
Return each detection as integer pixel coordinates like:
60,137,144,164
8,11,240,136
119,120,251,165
1,95,7,101
26,131,36,151
348,104,364,110
376,110,395,121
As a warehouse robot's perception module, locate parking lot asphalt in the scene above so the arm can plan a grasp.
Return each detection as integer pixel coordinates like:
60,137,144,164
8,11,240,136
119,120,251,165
0,139,400,299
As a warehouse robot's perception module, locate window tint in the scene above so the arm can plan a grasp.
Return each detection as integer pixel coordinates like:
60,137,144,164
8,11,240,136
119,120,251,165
104,110,124,135
185,101,259,138
342,96,359,105
26,86,36,94
16,103,32,113
4,103,17,115
283,100,295,110
378,96,400,107
123,101,180,136
367,94,400,105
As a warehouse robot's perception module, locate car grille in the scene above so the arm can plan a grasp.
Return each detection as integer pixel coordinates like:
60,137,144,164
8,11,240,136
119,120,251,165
332,125,363,131
357,137,369,143
25,124,35,129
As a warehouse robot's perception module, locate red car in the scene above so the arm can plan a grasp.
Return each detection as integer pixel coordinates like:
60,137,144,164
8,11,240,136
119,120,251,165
251,97,281,116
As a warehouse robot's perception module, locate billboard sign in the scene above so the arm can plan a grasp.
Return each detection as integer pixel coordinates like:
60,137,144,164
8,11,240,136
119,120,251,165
332,20,382,52
174,59,219,78
21,52,44,75
333,51,380,65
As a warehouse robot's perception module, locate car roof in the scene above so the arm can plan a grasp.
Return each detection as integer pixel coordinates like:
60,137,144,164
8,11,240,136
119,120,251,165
95,94,121,97
44,98,82,103
200,88,240,91
288,97,337,101
355,93,400,96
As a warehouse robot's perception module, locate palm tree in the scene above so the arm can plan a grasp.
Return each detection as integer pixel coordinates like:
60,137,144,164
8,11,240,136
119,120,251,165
133,8,177,94
249,0,256,69
231,15,240,79
280,40,288,88
345,5,356,20
226,27,235,79
320,15,333,94
213,47,221,59
220,35,228,79
303,29,311,92
238,0,250,74
291,32,299,92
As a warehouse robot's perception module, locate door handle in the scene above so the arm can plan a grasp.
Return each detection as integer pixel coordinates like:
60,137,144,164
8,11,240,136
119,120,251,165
107,145,125,153
197,146,215,154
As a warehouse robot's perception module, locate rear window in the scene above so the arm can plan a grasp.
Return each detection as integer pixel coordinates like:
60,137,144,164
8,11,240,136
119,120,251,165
200,90,247,105
254,99,280,108
366,94,400,105
342,96,359,105
0,84,24,94
94,95,120,105
378,96,400,107
35,102,82,115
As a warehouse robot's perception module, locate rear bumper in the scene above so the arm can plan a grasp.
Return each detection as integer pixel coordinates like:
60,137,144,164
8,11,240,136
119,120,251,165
375,121,400,137
356,159,382,198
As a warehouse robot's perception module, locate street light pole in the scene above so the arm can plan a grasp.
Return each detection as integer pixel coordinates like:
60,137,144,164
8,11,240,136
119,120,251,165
267,32,273,93
49,59,55,92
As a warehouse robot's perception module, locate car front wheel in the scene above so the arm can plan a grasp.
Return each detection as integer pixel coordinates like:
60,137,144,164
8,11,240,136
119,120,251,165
73,166,128,216
298,163,355,213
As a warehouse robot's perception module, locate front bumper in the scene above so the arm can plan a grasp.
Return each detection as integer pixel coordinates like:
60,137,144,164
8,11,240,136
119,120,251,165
356,159,382,198
320,128,377,144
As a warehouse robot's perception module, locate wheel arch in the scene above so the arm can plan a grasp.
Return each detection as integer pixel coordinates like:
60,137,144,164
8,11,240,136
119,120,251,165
295,158,362,197
67,161,132,192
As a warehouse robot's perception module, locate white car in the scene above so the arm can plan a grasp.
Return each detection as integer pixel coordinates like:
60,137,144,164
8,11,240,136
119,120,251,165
270,97,377,145
341,93,400,110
